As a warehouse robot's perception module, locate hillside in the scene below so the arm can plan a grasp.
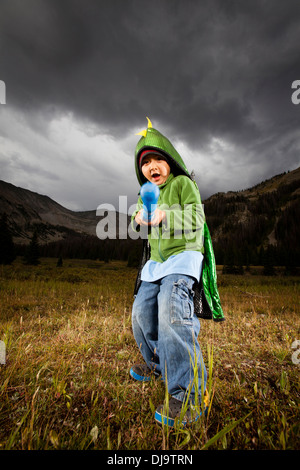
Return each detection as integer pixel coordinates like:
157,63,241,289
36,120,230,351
203,167,300,270
0,180,129,245
0,166,299,267
0,180,136,262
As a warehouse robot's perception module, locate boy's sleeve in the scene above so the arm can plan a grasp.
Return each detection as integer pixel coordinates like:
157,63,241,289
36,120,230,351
131,196,143,232
160,177,205,248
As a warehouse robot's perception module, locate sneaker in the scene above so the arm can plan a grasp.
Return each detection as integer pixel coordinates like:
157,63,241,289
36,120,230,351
129,363,161,382
155,391,209,427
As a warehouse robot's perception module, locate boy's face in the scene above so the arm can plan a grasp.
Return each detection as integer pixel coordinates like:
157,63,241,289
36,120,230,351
141,154,171,185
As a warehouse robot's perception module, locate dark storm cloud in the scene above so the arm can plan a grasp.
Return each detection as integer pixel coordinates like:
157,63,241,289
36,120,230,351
0,0,300,207
1,1,299,129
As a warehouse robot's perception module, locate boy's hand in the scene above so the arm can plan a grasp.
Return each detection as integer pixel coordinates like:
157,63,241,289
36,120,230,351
135,209,166,226
151,209,166,226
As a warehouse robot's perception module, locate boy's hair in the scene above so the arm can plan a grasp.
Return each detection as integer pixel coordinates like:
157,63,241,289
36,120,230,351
139,149,168,169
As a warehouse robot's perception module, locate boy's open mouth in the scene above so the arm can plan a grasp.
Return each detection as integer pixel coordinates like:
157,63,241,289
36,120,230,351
151,172,160,180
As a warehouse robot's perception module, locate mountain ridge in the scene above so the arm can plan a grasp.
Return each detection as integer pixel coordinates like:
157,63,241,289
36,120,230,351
205,166,300,200
0,179,130,244
203,166,300,268
0,166,299,267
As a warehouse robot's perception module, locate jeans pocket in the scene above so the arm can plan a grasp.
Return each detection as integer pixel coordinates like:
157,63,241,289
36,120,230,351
170,278,194,325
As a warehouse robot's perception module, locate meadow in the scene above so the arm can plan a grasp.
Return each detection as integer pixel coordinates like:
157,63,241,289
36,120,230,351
0,258,299,450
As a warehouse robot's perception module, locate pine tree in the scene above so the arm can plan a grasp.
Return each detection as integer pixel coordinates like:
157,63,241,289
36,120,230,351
24,230,40,265
222,249,235,274
263,245,275,276
0,214,16,264
56,256,63,267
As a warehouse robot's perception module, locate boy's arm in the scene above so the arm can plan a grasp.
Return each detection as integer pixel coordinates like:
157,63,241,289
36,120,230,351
161,177,205,246
131,196,143,232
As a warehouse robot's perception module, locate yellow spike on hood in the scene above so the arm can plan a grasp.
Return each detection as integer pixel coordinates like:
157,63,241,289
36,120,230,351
136,129,147,137
146,116,152,128
135,116,152,138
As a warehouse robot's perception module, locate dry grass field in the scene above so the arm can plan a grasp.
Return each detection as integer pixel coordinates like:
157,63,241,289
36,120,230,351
0,258,299,450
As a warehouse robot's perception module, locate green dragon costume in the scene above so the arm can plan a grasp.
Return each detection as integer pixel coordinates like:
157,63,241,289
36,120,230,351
133,118,225,322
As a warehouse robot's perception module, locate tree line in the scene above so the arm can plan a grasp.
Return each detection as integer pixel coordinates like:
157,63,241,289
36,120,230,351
1,185,299,275
0,213,142,267
204,186,300,275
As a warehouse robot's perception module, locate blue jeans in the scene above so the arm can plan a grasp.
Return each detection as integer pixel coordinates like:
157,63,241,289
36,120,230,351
132,274,207,403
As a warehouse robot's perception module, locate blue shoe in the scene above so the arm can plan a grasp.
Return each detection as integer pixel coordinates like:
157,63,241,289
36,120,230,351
155,392,209,427
130,363,161,382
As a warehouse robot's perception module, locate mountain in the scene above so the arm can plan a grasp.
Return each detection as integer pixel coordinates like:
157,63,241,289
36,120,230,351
203,166,300,270
0,180,130,245
0,166,299,267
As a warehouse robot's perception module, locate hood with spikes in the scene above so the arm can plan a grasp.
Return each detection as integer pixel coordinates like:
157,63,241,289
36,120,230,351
135,118,190,186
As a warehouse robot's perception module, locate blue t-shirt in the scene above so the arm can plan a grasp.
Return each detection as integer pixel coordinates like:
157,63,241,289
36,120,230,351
141,251,203,283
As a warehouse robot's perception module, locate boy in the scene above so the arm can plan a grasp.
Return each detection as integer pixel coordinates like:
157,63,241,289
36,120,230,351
130,118,223,426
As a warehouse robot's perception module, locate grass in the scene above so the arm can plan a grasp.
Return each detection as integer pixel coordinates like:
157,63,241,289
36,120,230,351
0,258,299,450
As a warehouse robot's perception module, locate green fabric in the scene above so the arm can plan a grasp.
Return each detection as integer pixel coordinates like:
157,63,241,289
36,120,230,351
132,173,205,262
133,122,225,322
201,223,225,321
135,127,189,186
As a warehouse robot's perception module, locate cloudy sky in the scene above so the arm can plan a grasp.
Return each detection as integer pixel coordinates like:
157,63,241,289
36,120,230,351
0,0,299,212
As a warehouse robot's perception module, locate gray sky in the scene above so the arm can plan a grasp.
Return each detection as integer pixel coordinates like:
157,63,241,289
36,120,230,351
0,0,299,212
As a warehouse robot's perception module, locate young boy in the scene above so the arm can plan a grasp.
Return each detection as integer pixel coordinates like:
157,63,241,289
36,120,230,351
130,118,214,426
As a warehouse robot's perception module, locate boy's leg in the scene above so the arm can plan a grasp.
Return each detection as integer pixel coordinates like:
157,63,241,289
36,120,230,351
157,274,207,404
131,280,161,374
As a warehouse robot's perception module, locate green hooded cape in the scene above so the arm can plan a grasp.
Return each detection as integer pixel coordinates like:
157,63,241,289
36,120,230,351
133,118,225,322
